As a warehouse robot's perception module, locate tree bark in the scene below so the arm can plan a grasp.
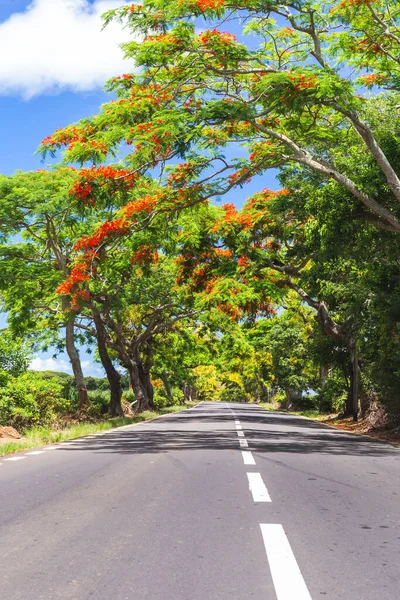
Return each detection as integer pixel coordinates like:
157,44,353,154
344,369,354,417
128,361,155,413
258,378,270,402
65,315,89,410
284,387,303,410
160,371,174,402
183,383,198,403
92,309,123,417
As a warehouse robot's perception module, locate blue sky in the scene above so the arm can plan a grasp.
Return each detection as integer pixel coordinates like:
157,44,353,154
0,0,277,375
0,0,132,375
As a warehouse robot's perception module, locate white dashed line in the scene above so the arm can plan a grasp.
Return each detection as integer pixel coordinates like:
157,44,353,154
237,431,245,437
25,451,45,456
44,446,59,451
4,456,27,462
247,472,271,502
260,524,312,600
235,420,240,425
239,438,248,448
235,424,242,430
241,450,255,465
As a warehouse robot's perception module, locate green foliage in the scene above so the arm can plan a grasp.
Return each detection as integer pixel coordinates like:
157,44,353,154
191,364,221,401
0,330,31,378
87,390,110,416
4,0,400,424
219,378,247,403
0,372,69,429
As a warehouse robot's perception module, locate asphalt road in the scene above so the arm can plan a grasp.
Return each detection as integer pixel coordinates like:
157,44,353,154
1,402,400,600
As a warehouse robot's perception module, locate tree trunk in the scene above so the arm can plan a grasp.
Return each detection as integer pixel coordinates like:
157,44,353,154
183,383,198,403
344,372,353,417
137,342,154,408
352,344,359,422
343,342,362,420
259,379,270,403
160,371,174,402
65,315,89,409
359,387,371,419
128,361,155,413
92,309,123,417
284,387,303,410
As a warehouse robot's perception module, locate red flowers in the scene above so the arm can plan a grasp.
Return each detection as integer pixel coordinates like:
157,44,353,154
123,195,158,217
130,245,159,265
215,248,232,258
198,30,236,45
57,258,91,296
74,218,128,252
288,72,318,91
195,0,224,11
70,166,137,204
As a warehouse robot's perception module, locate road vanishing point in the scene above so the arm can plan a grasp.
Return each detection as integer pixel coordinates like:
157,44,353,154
1,402,399,599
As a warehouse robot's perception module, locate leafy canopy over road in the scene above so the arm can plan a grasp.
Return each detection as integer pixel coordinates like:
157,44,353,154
2,0,400,425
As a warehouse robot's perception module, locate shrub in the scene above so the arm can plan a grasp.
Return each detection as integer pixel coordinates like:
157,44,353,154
87,390,110,416
0,372,69,430
172,387,185,405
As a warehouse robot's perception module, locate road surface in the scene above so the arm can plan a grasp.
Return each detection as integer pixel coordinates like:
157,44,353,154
1,402,399,599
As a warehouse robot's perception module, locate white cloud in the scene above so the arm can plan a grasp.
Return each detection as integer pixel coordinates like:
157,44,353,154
30,356,73,373
30,355,105,377
0,0,133,98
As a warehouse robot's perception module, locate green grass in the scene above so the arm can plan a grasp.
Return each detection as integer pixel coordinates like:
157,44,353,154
250,402,280,411
288,409,325,419
0,403,195,457
250,402,330,420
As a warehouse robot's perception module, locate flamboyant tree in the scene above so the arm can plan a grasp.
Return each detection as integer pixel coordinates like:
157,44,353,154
38,1,400,237
30,0,400,418
0,168,135,412
67,203,205,412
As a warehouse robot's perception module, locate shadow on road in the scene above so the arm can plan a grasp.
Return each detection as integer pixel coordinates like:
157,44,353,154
60,408,400,458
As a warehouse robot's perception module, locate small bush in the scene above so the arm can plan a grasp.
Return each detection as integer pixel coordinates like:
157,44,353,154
87,390,110,416
319,377,348,413
273,390,287,406
172,387,185,405
0,372,69,429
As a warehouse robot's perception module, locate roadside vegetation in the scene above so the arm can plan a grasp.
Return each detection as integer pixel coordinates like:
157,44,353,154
2,0,400,442
0,402,195,457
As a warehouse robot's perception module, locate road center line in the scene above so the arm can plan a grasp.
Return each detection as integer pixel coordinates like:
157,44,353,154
235,424,242,430
260,524,312,600
235,420,240,425
241,450,255,465
247,472,271,502
239,438,248,448
237,430,245,437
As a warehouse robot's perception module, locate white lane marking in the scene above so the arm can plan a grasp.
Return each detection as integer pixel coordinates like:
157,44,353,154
235,420,240,425
247,472,271,502
242,450,255,465
44,446,59,450
260,524,312,600
237,431,245,437
235,424,242,430
4,456,27,462
25,451,45,455
239,438,248,448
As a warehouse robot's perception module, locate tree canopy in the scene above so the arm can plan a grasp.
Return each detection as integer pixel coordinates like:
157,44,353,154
2,0,400,424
